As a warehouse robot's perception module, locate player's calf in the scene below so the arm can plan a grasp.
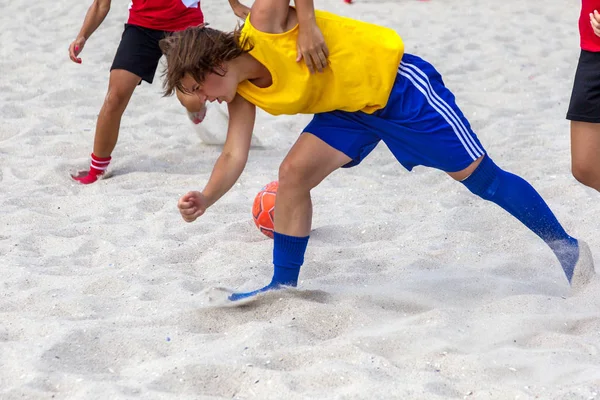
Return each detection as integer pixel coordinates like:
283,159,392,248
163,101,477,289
460,155,594,287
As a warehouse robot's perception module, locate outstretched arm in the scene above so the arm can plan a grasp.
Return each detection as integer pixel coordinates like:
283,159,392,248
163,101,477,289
203,95,256,207
178,95,257,222
68,0,111,63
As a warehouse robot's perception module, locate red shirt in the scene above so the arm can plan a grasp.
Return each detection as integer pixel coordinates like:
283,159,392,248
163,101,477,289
580,0,600,51
127,0,204,32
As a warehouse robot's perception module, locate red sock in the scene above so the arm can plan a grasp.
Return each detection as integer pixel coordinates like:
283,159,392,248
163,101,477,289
72,153,111,184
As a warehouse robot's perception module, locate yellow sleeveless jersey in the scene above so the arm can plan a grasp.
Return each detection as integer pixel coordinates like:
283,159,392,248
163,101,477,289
236,9,404,115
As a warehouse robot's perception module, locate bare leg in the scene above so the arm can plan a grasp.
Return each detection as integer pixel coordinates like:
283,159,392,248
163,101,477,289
92,69,141,157
455,154,594,291
571,121,600,191
72,69,141,183
228,133,351,301
274,132,352,236
446,155,484,181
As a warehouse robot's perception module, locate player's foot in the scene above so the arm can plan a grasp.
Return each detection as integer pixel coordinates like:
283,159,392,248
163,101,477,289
571,240,595,292
228,281,292,301
71,169,106,184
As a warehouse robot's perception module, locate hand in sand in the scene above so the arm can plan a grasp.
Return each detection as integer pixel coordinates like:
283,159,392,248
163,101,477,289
178,191,208,222
68,36,86,64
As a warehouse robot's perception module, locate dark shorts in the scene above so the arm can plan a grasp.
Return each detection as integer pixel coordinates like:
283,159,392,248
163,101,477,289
110,24,170,84
567,50,600,123
304,53,486,172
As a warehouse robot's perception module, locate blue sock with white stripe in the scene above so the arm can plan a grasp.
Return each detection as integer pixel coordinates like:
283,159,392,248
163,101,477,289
461,155,579,282
228,233,309,301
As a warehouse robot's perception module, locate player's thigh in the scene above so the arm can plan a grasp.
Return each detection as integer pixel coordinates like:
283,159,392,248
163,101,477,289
567,50,600,124
571,121,600,170
567,50,600,174
105,69,143,106
380,54,486,174
302,110,381,171
110,24,165,84
279,132,352,190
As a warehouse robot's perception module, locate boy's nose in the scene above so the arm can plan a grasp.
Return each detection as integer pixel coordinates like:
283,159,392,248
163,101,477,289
195,91,207,102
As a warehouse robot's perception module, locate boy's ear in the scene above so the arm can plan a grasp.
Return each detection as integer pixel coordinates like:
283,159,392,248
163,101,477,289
216,63,228,76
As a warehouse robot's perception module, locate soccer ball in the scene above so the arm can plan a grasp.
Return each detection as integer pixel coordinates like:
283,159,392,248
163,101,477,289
252,181,278,238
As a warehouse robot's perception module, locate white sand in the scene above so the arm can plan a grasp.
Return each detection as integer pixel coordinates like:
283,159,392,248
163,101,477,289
1,0,600,398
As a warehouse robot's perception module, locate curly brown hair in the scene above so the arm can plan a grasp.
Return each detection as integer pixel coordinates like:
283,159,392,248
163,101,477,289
159,24,252,96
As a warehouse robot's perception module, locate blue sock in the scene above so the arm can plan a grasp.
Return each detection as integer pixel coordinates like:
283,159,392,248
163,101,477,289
461,155,579,281
228,232,309,301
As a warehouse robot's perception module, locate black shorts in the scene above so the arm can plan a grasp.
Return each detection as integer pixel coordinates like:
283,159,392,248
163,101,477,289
567,50,600,123
110,24,170,84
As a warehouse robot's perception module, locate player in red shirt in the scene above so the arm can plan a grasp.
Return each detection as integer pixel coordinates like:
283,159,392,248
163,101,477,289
68,0,330,184
567,0,600,192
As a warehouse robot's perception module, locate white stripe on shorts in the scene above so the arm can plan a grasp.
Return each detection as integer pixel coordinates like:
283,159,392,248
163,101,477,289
398,62,484,160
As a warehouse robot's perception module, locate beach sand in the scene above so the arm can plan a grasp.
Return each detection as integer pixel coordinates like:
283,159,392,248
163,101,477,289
1,0,599,398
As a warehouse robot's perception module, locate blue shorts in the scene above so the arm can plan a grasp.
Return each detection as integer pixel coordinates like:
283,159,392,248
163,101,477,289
304,53,486,172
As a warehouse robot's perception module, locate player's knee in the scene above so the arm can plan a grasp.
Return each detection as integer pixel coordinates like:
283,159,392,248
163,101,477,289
103,87,131,114
278,158,312,192
460,155,500,200
572,161,600,190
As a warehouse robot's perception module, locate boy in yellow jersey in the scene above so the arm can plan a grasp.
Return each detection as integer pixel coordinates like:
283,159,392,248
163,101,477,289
160,1,595,300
